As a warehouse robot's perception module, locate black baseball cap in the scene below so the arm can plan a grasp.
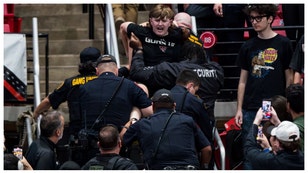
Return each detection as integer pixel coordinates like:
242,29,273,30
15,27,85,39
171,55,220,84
152,89,174,103
80,47,101,63
96,54,117,67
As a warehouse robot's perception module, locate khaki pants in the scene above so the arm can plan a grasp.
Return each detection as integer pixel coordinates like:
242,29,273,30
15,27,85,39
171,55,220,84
112,4,139,23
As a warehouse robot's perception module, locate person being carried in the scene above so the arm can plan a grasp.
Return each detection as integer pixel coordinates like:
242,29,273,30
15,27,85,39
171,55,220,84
82,124,138,170
129,32,224,120
120,4,190,69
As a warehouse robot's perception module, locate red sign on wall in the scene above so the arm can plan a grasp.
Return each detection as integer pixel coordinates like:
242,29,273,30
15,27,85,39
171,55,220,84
200,31,217,49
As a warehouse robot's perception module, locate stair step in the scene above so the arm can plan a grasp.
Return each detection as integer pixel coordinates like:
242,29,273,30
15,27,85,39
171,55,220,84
19,14,104,32
22,28,105,40
26,39,105,54
15,4,101,16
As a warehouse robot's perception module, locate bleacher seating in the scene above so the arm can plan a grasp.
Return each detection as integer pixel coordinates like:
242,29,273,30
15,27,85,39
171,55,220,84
4,4,22,33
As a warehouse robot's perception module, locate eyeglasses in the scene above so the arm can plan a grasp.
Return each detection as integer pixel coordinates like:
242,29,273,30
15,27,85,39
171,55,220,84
249,15,268,23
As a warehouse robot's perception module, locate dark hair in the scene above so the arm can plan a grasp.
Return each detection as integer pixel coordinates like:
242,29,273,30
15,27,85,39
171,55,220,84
181,41,207,64
270,95,292,121
263,95,292,138
4,153,19,170
40,110,63,138
98,124,119,151
59,161,81,170
244,4,278,19
277,137,301,152
286,84,304,113
78,61,96,75
176,69,200,87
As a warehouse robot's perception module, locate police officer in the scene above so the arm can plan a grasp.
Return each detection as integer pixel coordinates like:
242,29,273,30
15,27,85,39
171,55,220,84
171,69,213,141
129,33,224,121
78,54,153,165
120,89,212,170
171,69,214,169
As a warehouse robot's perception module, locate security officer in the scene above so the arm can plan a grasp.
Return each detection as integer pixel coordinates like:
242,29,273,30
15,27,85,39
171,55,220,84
34,47,100,136
78,54,153,165
129,33,224,121
120,89,212,170
33,47,101,165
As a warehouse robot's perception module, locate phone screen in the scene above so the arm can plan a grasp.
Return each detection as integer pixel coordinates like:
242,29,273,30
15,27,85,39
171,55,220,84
262,100,271,120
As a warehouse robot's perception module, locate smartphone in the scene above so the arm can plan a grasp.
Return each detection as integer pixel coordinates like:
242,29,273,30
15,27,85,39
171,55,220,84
262,100,272,120
257,125,263,138
13,147,23,160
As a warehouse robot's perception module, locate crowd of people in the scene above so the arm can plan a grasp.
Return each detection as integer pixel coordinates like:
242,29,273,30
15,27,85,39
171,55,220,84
4,4,304,170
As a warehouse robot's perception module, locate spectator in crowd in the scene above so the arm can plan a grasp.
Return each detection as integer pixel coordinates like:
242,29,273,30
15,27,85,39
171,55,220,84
25,110,65,170
285,83,304,152
281,4,304,43
129,32,224,119
120,89,212,170
234,4,293,169
78,54,153,164
182,4,218,35
4,153,33,170
212,4,248,52
120,4,190,69
3,137,33,171
262,95,292,139
82,124,138,170
289,35,304,85
245,107,304,170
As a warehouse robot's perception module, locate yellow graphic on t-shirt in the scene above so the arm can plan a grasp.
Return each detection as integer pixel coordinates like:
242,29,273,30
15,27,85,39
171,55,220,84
263,48,278,63
251,49,276,77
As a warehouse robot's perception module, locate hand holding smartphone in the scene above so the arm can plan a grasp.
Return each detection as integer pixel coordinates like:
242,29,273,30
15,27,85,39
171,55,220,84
262,100,272,120
13,147,23,160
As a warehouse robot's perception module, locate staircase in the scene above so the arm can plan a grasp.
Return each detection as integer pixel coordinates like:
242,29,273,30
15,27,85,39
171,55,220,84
13,4,149,121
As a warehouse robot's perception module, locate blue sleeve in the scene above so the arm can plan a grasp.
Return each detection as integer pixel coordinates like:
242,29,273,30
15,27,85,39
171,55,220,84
244,124,276,169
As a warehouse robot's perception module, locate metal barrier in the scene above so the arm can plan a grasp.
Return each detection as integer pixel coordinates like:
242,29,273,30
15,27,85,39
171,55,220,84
97,4,121,67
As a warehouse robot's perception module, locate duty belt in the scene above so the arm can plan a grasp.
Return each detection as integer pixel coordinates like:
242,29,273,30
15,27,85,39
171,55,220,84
163,165,197,170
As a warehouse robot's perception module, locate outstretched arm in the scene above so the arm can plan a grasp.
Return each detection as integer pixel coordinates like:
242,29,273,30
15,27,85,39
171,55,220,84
119,22,134,69
33,97,51,120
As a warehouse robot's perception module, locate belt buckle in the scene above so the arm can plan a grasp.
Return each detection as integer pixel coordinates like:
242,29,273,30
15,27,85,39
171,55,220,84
186,165,196,170
163,166,174,170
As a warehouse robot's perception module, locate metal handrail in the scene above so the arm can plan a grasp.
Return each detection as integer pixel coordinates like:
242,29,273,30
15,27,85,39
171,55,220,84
214,128,225,170
104,4,120,67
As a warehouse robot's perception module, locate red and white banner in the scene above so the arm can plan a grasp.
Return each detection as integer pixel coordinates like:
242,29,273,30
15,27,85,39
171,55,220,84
4,33,27,102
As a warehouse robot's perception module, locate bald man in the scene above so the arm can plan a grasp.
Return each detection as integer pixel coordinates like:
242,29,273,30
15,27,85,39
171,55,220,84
174,12,192,29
